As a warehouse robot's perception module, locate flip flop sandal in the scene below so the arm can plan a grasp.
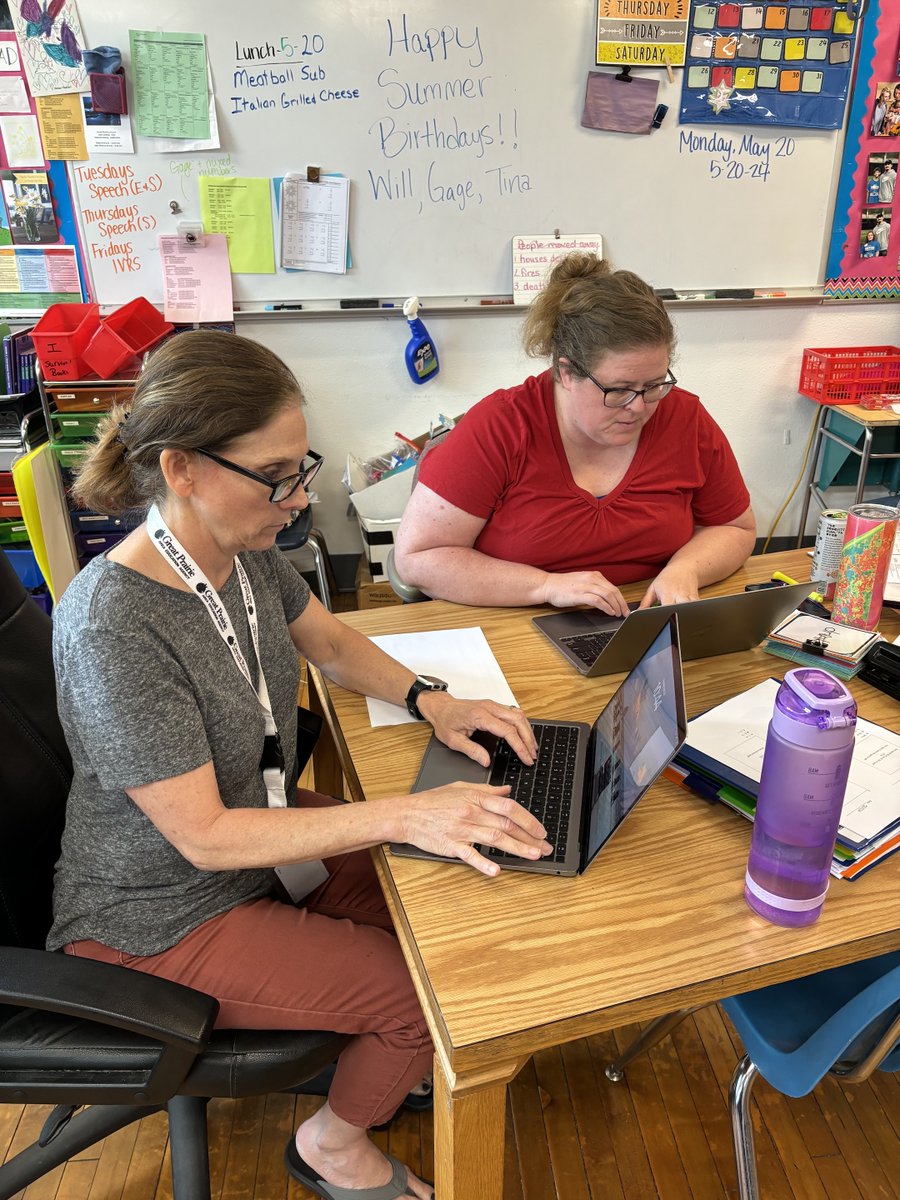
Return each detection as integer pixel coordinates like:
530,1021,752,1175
284,1137,434,1200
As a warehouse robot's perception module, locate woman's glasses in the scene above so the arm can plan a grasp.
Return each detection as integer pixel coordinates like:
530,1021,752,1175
571,363,677,409
195,447,323,502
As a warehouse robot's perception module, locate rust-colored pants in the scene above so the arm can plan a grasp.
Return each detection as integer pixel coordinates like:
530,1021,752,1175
64,792,433,1129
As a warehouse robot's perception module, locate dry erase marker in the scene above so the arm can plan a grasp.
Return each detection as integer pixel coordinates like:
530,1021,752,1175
480,296,514,305
265,303,303,311
754,290,787,298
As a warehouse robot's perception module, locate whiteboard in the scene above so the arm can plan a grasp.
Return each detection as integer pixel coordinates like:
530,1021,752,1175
72,0,846,306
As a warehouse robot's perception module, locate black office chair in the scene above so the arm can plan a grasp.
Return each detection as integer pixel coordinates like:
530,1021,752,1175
0,550,349,1199
276,504,336,611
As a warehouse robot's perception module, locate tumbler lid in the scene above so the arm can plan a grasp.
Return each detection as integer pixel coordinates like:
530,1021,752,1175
774,668,857,741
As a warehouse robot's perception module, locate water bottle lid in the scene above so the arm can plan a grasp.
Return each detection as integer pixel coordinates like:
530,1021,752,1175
773,668,857,744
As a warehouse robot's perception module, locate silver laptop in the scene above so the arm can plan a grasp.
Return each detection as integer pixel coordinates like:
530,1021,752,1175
532,582,813,677
390,616,687,877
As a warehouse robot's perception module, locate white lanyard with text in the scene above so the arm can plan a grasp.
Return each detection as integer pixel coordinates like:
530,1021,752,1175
146,504,288,808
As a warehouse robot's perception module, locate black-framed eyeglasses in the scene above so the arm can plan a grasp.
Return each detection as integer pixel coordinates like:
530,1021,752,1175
571,362,677,409
195,447,323,502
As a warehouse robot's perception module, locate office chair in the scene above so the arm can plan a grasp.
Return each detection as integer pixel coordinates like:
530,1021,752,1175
604,950,900,1200
385,424,457,603
0,549,349,1199
276,503,335,611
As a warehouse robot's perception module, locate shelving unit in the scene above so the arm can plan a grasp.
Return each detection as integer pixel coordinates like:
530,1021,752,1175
795,401,900,545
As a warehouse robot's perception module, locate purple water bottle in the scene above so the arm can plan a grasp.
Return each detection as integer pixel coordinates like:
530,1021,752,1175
744,669,857,927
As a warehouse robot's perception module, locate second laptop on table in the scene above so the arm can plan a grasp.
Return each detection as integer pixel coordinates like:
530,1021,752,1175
532,582,813,677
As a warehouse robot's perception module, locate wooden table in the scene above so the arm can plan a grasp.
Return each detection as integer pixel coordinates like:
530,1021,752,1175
309,549,900,1200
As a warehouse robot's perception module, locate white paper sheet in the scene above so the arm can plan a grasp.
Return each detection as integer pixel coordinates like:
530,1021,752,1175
280,172,349,273
365,627,518,727
685,677,900,845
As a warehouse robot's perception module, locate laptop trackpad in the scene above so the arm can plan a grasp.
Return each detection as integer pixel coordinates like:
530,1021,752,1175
412,729,495,792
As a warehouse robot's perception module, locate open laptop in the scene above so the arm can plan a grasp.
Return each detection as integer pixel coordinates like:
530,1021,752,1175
390,615,687,877
532,582,813,677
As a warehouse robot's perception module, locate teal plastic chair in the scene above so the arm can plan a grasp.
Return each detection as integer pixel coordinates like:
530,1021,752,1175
606,949,900,1200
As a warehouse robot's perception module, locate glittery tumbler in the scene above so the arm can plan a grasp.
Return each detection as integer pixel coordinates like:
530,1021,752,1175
830,503,899,631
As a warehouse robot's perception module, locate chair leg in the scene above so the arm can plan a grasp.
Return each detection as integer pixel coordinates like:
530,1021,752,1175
604,1007,700,1081
729,1054,761,1200
0,1104,160,1199
166,1094,212,1200
306,531,333,612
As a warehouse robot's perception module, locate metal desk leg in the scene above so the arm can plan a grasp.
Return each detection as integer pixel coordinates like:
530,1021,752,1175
795,406,828,546
306,530,332,612
854,427,874,506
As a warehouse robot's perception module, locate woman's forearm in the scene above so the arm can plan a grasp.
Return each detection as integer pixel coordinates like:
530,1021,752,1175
398,545,552,606
665,522,757,588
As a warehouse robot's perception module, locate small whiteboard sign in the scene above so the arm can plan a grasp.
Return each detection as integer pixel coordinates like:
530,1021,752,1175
511,233,603,304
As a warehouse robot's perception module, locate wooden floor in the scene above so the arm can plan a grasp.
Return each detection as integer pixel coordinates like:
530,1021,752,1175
3,1004,899,1199
4,587,898,1199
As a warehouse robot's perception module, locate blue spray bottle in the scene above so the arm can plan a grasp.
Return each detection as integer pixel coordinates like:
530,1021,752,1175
402,296,439,384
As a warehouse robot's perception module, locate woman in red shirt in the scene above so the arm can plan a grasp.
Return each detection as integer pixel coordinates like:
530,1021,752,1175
394,254,756,615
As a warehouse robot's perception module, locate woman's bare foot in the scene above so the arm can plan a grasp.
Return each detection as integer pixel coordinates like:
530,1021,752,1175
296,1102,433,1198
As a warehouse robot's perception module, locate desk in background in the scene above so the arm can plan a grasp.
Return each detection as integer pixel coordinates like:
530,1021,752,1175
309,548,900,1200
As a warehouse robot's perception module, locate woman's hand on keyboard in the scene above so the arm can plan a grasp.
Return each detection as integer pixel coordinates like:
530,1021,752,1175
416,692,537,767
539,570,630,616
395,782,553,877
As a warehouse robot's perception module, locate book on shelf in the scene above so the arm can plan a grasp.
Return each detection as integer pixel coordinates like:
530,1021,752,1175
666,677,900,881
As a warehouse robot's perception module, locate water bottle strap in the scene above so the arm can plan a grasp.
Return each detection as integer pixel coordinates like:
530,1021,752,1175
745,871,829,912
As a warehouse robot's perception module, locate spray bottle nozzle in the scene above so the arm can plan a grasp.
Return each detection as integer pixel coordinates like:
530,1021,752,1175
403,296,420,321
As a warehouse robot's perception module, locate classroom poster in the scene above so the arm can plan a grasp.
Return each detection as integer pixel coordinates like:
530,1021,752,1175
825,0,900,298
679,0,858,129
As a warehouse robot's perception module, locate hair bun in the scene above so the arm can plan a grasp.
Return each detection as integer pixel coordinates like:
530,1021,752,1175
547,251,611,286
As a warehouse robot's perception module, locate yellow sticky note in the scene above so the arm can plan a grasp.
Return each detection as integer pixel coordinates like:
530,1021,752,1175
784,38,806,60
34,93,88,161
735,67,757,89
832,11,855,34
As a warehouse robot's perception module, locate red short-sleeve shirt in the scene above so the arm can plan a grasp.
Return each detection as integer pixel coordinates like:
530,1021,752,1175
416,371,751,586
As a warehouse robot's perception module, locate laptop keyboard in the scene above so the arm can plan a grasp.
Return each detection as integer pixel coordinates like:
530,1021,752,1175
483,722,578,863
560,629,616,667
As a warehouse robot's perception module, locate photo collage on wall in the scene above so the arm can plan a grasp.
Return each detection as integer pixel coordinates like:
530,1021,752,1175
679,1,859,129
825,0,900,298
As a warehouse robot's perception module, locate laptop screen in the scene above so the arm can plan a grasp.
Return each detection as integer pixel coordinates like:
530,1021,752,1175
583,615,687,869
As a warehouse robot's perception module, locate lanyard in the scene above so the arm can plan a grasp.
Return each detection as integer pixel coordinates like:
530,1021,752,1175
145,504,288,807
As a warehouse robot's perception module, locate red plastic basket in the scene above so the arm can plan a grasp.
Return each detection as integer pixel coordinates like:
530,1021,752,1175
798,345,900,406
82,297,173,379
31,303,100,382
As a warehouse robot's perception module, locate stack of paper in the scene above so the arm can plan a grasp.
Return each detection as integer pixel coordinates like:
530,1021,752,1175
664,677,900,881
763,611,881,680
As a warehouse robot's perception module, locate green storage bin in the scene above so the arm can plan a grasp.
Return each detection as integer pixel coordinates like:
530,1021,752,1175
52,411,105,439
50,439,90,469
0,519,29,545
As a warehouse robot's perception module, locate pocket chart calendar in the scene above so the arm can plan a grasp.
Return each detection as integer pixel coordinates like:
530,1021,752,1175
679,2,858,129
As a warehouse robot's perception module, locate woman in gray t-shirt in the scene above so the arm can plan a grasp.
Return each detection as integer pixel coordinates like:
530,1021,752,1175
51,330,549,1200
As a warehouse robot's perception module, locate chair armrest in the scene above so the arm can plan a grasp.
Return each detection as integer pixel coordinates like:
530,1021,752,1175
0,946,217,1053
385,548,427,603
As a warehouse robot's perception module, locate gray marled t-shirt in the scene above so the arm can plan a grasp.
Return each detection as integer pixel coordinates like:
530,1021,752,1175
47,547,310,955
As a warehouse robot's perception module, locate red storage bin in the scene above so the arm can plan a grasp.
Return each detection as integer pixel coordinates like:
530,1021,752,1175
31,303,101,381
82,297,173,379
798,345,900,406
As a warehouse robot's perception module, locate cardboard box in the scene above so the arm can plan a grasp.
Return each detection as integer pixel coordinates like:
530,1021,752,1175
347,465,415,579
355,555,403,608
